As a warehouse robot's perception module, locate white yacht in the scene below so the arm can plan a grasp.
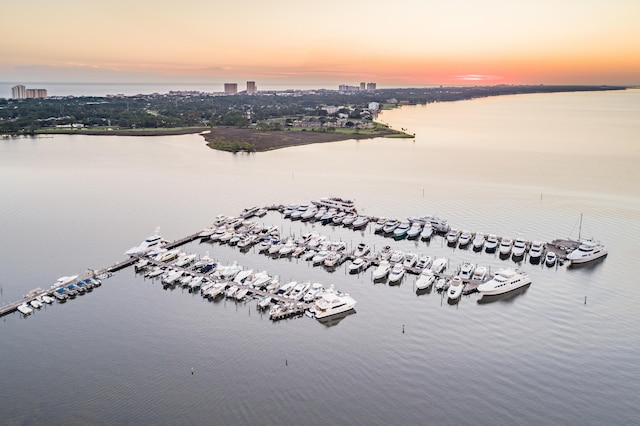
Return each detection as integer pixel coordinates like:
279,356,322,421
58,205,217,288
407,221,423,239
388,264,405,284
17,303,33,315
341,213,357,226
373,217,387,233
431,258,448,274
477,269,531,296
393,220,411,239
499,238,513,256
529,241,544,263
353,243,371,258
311,291,357,319
288,282,310,301
303,283,324,302
301,207,318,221
446,228,461,245
124,227,168,256
55,275,79,287
348,257,367,274
312,251,329,266
472,266,488,281
458,230,473,248
472,232,485,250
447,276,464,301
352,215,369,230
415,256,433,270
372,260,391,281
459,262,476,280
420,224,434,241
512,238,527,259
429,217,450,233
155,249,181,263
383,219,400,234
566,240,608,265
235,288,249,301
312,197,357,213
389,250,405,264
484,234,499,253
415,269,436,290
403,253,418,269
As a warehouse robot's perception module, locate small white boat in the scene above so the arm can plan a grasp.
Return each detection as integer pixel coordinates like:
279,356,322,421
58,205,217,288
435,277,449,292
373,217,387,233
288,282,310,301
415,269,435,290
17,303,33,315
353,243,370,258
383,219,400,234
389,250,405,264
403,253,418,269
372,260,391,281
388,264,405,284
30,299,43,309
233,269,254,284
225,285,239,298
545,251,557,267
472,232,485,250
348,257,367,274
472,266,488,281
41,295,55,304
174,253,197,268
458,230,473,247
512,238,527,259
311,290,357,319
415,256,433,270
459,262,476,280
351,215,369,229
303,283,324,302
258,296,272,309
407,221,423,239
420,224,434,241
499,238,513,256
341,213,355,226
235,288,249,301
162,269,183,285
484,234,499,253
529,241,544,263
312,251,329,266
446,228,461,245
393,220,411,239
431,258,448,274
447,276,464,301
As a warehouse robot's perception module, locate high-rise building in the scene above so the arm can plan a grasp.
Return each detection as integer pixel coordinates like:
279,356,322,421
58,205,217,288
366,82,377,91
360,82,366,91
224,83,238,95
246,81,257,95
12,85,26,99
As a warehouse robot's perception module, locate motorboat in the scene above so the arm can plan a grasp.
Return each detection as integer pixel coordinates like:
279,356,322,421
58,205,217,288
431,258,448,274
429,217,450,233
484,234,499,253
378,246,393,261
41,294,55,304
278,239,297,257
420,224,434,241
239,206,260,219
472,266,488,281
323,252,343,269
314,207,327,221
566,240,608,265
311,291,357,319
458,230,473,248
248,271,272,289
174,253,197,268
545,251,557,267
332,211,347,225
303,283,324,302
134,259,150,272
162,269,183,285
341,213,357,226
353,243,370,258
188,276,204,290
17,303,33,315
124,227,168,256
220,262,242,280
288,282,310,301
268,239,284,255
303,249,317,261
348,257,367,274
352,215,369,230
407,221,423,239
256,208,267,217
218,231,234,244
225,285,239,298
446,228,461,245
415,269,436,290
459,262,476,280
373,217,387,233
290,205,309,220
477,269,531,296
393,220,411,239
389,250,405,264
154,249,181,263
301,207,318,221
447,276,464,301
146,266,164,278
403,253,418,269
383,219,400,234
529,241,544,264
499,238,513,256
415,256,433,270
312,251,329,266
472,232,485,250
512,238,527,259
435,277,449,292
282,205,298,218
257,295,272,309
237,234,258,249
30,299,43,309
388,264,405,284
179,274,193,287
55,275,79,287
372,260,391,281
233,269,254,284
235,288,249,301
312,197,357,213
276,281,297,296
320,208,338,225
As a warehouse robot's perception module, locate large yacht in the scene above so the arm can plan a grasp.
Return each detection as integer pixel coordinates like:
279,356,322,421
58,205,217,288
311,290,357,319
312,197,357,213
125,227,168,256
566,240,608,265
477,269,531,296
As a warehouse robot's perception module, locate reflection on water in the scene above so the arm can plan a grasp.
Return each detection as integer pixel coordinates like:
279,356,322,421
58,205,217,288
316,309,356,327
477,284,531,304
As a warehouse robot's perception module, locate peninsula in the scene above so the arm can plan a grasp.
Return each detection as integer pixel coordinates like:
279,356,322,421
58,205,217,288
0,85,626,152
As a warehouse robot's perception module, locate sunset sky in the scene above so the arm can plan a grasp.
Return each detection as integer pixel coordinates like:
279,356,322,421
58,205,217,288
2,0,639,88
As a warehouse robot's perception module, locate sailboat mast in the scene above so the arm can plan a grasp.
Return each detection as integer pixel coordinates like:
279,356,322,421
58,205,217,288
578,213,583,241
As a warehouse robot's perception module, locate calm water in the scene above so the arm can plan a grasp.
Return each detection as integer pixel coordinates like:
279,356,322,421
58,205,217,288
1,90,639,425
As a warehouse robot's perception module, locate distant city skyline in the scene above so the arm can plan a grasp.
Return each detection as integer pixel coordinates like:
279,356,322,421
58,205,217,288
2,0,639,87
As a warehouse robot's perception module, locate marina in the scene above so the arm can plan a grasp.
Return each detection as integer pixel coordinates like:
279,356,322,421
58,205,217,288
0,198,605,320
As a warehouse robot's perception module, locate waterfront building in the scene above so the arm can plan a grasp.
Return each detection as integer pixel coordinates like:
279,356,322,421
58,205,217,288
11,85,26,99
224,83,238,95
367,82,377,90
246,81,257,95
360,82,366,90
